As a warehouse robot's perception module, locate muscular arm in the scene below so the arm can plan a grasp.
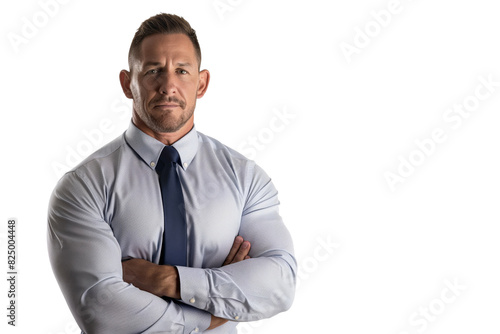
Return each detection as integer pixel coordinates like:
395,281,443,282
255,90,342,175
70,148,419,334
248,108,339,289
179,164,297,321
47,171,212,333
177,212,296,322
123,236,252,330
123,165,297,323
122,236,251,298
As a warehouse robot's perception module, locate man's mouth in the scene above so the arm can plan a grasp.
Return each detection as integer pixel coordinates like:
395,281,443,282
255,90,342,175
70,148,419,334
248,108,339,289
154,104,179,108
151,98,183,110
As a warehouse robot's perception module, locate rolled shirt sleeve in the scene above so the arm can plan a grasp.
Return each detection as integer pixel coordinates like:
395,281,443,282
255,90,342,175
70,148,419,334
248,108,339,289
176,163,297,321
47,170,211,334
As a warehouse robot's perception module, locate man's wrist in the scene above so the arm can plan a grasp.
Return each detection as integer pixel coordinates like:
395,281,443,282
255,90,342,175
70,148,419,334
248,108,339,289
160,265,181,299
208,315,229,330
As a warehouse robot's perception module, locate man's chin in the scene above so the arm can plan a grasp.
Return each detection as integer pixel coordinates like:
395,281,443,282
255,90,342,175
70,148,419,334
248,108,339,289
138,108,194,134
150,118,190,134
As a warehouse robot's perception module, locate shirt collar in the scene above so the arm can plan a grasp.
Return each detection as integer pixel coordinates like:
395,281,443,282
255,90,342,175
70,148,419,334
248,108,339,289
125,122,199,171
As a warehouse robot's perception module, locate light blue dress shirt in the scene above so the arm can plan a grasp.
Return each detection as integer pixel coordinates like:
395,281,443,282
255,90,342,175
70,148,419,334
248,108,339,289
47,122,296,334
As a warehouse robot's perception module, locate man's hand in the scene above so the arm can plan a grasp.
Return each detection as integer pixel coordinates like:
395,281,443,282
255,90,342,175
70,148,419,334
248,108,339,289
208,235,251,330
122,236,251,298
223,235,251,266
122,259,180,299
122,236,251,331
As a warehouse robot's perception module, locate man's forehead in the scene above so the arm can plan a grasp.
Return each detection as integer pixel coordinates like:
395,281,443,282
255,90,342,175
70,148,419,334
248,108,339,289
138,33,196,61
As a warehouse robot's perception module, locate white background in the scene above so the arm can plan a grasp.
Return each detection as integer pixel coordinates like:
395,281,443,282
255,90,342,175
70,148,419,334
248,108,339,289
1,0,500,333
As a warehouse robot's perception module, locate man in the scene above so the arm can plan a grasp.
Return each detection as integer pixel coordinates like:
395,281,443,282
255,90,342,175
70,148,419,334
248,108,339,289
47,13,296,334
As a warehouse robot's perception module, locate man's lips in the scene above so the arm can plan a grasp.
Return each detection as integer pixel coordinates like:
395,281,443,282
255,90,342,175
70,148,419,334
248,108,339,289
153,103,180,109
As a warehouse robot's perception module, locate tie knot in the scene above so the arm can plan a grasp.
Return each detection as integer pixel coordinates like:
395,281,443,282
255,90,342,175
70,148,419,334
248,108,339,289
156,146,181,174
160,146,181,164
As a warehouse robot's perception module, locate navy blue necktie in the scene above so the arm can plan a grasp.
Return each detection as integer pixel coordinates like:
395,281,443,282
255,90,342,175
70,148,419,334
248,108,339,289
156,146,187,266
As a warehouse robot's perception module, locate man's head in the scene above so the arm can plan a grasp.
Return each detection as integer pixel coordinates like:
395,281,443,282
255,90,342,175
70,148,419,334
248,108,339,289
120,13,209,145
128,13,202,72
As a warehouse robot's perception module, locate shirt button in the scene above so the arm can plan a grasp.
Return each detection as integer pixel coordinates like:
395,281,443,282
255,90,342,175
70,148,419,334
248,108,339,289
194,328,199,332
150,161,156,168
183,162,188,168
189,297,196,303
234,316,240,320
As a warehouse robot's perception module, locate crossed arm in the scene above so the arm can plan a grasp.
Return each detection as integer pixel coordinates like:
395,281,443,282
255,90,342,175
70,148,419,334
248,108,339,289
122,236,252,330
48,166,296,333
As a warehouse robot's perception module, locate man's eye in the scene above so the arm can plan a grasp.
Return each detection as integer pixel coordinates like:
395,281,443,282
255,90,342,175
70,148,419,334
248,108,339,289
147,69,159,75
178,69,188,75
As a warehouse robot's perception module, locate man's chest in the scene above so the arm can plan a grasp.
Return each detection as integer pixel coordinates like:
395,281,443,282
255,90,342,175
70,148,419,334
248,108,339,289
104,168,243,268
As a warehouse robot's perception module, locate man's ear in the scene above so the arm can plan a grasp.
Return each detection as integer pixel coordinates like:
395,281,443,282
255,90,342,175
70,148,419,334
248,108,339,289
119,70,133,99
197,69,210,99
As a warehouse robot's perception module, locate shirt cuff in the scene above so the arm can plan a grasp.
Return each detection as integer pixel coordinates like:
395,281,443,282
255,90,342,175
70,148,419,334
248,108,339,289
176,266,210,310
179,303,211,334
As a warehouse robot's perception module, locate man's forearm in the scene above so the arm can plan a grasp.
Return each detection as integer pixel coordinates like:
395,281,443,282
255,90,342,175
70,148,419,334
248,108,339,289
122,236,251,299
122,259,181,299
123,235,295,323
177,253,296,322
122,236,252,331
123,260,229,330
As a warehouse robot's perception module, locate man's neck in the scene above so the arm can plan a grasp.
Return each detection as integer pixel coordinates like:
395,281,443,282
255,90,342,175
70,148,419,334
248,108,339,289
132,113,194,146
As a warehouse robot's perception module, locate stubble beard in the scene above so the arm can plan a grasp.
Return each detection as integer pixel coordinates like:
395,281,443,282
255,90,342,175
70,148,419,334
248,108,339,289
135,99,195,134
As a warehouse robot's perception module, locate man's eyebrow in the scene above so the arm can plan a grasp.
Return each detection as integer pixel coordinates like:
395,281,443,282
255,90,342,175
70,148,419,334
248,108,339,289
142,61,162,68
141,61,194,68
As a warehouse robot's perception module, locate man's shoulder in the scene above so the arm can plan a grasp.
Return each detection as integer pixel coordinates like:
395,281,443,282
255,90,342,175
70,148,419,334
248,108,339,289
194,131,272,183
196,131,249,163
67,133,127,177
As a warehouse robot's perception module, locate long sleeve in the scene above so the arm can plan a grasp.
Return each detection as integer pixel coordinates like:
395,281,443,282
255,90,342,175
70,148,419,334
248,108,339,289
176,163,297,321
47,170,211,334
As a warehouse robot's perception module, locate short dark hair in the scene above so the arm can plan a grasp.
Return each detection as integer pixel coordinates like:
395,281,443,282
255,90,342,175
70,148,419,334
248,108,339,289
128,13,202,70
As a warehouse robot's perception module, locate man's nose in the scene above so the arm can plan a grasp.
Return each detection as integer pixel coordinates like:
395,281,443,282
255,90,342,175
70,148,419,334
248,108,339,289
158,71,177,95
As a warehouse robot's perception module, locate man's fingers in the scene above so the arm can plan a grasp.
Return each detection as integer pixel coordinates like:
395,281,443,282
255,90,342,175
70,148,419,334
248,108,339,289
223,236,244,266
232,240,251,263
223,236,252,266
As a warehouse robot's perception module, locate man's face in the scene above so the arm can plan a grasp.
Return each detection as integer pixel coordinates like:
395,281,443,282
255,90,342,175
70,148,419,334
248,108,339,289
122,33,208,136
